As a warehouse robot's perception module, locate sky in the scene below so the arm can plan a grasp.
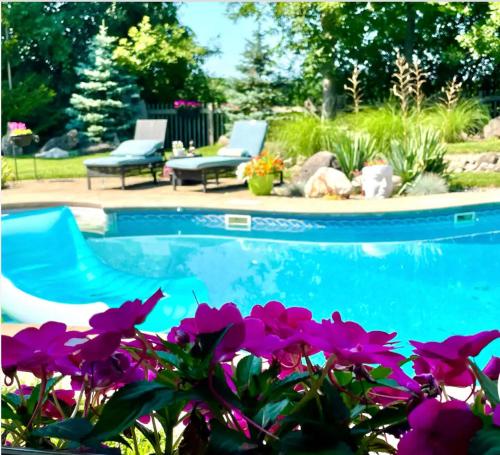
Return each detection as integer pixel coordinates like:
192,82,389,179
178,2,292,79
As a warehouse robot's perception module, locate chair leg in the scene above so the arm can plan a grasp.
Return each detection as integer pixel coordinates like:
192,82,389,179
87,172,92,190
202,171,207,192
215,170,219,185
173,173,177,190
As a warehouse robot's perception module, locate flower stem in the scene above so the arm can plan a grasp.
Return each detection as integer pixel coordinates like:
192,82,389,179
26,373,47,430
131,426,140,455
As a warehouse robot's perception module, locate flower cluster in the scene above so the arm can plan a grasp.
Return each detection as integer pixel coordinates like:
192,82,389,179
7,122,32,136
173,100,202,109
2,291,499,455
243,151,284,178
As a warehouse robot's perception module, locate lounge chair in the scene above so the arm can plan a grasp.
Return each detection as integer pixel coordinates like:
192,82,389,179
84,119,168,189
166,120,268,192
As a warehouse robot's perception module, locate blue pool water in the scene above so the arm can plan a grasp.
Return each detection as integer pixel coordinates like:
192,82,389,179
2,204,499,362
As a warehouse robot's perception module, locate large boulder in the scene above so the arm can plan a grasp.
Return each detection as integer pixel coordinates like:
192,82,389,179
294,151,339,184
40,129,81,152
304,167,352,198
483,116,500,139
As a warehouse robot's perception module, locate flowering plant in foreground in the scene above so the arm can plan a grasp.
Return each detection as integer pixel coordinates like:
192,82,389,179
243,151,284,178
2,291,499,455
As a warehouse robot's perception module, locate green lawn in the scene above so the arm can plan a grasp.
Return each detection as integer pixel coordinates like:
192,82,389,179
450,172,500,189
3,145,222,181
445,138,500,155
4,153,109,180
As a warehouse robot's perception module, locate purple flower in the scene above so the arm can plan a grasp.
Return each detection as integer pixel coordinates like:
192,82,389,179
484,356,500,380
2,322,86,378
397,399,482,455
169,303,246,362
89,289,164,338
249,301,315,367
494,406,500,427
410,330,500,386
304,312,402,368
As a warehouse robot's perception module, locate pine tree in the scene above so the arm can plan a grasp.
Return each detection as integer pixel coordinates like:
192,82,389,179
230,25,277,119
67,23,139,143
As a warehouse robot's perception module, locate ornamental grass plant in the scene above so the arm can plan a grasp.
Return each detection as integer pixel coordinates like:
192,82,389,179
2,290,499,455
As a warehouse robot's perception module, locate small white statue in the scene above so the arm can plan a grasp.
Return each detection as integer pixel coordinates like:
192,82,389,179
361,164,393,198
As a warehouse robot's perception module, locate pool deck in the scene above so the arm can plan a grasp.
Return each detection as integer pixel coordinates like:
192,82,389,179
2,177,500,214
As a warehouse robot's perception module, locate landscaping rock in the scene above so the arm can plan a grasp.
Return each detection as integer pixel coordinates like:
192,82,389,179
392,175,403,192
40,129,80,152
304,167,352,198
35,147,70,159
483,116,500,139
217,135,230,146
294,151,339,184
476,152,498,165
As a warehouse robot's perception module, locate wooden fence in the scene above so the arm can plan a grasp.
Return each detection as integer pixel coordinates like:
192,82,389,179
146,103,226,149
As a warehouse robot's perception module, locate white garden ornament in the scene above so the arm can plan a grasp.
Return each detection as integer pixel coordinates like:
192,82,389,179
361,164,394,199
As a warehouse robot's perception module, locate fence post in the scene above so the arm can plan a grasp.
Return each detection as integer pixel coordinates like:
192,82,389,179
207,103,215,145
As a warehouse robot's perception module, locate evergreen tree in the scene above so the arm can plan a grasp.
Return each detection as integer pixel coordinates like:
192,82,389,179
67,23,139,143
230,25,277,119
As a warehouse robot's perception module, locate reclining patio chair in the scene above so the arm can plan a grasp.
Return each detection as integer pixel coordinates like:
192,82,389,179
84,119,168,190
166,120,269,192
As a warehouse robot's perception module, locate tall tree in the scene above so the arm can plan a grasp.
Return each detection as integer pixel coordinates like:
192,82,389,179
67,24,140,143
230,2,498,115
231,25,277,117
1,2,179,135
114,16,211,102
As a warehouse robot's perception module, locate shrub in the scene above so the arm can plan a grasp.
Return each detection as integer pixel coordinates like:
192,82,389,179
1,74,57,136
273,114,339,159
344,105,413,149
2,292,499,455
425,99,490,143
333,132,378,178
385,127,448,189
1,159,13,188
406,172,449,196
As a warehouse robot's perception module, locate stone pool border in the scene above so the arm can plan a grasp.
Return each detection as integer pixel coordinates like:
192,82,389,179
2,178,500,215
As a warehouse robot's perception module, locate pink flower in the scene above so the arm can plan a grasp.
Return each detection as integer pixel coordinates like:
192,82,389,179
484,356,500,380
397,399,482,455
410,330,500,386
168,303,246,362
2,322,86,378
249,301,315,368
304,312,402,368
89,289,164,338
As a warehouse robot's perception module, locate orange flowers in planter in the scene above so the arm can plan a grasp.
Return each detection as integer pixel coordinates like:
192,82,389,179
243,151,284,178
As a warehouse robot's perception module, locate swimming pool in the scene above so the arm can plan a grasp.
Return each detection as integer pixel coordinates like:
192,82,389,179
2,204,499,360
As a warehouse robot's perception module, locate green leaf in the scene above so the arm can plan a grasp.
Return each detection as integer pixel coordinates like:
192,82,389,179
334,371,353,387
254,399,290,429
353,406,407,435
1,399,19,421
370,366,392,380
269,371,311,396
235,355,262,392
87,381,179,443
207,420,258,454
469,426,500,455
471,361,499,407
32,417,93,441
